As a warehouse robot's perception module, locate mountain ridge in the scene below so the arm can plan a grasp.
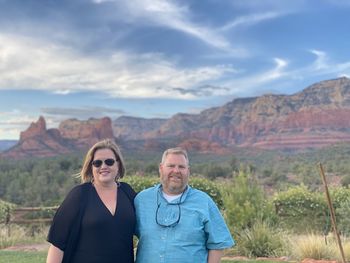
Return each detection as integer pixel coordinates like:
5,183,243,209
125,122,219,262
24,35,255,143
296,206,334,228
2,77,350,158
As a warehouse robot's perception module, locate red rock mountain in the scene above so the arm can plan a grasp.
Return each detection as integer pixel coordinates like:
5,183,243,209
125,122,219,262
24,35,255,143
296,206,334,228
3,77,350,158
59,117,114,148
113,77,350,151
2,117,115,158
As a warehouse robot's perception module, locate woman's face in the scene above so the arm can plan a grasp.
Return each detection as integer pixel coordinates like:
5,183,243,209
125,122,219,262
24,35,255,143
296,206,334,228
92,148,119,187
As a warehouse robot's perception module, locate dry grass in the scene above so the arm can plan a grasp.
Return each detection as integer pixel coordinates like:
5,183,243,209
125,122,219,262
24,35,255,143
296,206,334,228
0,224,48,249
287,233,349,261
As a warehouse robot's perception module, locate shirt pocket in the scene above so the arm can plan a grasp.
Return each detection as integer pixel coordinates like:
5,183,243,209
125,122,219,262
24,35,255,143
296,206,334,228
174,212,205,243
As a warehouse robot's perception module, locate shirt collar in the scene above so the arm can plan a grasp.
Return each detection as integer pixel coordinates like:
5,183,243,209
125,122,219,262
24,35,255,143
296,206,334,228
156,184,190,204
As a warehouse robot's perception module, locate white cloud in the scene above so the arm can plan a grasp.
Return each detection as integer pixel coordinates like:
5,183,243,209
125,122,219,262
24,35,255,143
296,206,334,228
256,58,288,82
92,0,242,53
0,128,21,140
309,49,328,70
303,50,350,77
221,12,284,31
214,57,290,96
0,112,38,140
0,33,237,99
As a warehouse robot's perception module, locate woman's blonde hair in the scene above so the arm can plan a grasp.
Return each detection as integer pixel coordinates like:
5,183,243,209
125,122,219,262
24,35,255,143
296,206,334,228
79,139,126,183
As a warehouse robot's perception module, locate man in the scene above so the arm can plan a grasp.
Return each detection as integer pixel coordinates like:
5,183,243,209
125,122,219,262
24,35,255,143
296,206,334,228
135,147,234,263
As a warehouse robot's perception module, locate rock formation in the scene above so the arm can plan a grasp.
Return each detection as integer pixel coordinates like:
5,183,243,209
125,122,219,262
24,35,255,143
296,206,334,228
1,116,115,158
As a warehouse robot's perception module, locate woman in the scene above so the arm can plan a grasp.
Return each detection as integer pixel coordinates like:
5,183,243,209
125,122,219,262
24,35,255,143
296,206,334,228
46,139,136,263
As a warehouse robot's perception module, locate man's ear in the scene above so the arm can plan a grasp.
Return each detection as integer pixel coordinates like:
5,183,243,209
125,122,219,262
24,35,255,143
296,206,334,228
159,163,162,176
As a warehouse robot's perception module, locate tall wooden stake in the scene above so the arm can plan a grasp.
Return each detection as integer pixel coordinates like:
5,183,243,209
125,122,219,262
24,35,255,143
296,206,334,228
318,163,346,263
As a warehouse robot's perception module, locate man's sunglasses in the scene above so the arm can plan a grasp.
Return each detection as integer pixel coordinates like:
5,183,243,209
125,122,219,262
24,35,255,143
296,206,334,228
92,159,116,168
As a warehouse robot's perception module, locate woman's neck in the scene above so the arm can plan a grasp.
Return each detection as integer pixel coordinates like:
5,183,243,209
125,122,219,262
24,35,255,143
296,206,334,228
93,181,117,191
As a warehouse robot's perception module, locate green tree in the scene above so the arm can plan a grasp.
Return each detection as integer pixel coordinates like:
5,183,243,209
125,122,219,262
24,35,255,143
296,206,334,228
222,170,275,233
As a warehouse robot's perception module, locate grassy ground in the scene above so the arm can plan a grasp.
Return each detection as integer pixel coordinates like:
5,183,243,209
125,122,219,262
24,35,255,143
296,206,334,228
0,250,290,263
0,251,47,263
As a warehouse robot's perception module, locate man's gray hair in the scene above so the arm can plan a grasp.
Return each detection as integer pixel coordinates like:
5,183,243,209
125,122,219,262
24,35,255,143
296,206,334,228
161,147,189,165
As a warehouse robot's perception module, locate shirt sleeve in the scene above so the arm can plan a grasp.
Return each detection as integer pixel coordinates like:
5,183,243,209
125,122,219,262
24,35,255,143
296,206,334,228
120,182,137,199
47,185,84,251
204,197,235,250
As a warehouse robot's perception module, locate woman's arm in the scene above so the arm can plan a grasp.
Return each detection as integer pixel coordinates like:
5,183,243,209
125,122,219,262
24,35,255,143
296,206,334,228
46,244,64,263
207,249,223,263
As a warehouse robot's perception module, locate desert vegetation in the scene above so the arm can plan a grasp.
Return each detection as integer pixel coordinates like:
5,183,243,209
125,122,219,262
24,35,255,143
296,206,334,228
2,144,350,261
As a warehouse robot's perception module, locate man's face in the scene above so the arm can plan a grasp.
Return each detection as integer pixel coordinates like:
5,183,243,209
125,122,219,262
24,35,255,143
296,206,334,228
159,153,190,195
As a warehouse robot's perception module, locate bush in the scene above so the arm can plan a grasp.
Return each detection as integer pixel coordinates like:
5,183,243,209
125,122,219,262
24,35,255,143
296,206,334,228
336,196,350,235
273,185,327,233
288,233,338,260
0,199,15,223
222,171,276,232
236,221,286,257
121,176,158,193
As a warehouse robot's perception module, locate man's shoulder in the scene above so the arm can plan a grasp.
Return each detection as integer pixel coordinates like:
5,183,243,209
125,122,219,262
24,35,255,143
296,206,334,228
189,186,211,198
135,184,158,199
187,186,216,205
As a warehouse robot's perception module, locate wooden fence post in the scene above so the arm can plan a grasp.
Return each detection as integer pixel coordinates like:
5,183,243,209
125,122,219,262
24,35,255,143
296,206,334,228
318,163,346,263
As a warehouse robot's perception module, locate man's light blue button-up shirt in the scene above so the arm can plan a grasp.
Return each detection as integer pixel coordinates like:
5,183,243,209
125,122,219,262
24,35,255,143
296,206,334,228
135,184,234,263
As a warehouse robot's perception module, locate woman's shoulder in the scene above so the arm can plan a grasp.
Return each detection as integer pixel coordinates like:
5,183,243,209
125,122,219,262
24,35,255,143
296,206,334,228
69,182,91,193
64,182,92,203
120,182,137,198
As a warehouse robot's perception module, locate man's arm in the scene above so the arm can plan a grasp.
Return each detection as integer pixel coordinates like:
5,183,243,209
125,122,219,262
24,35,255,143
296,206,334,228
208,249,224,263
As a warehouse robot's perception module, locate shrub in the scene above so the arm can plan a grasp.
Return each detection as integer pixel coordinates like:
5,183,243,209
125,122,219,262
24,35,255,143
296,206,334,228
222,171,276,232
273,185,327,233
288,233,338,260
121,176,158,193
330,187,350,209
0,199,15,223
336,196,350,235
236,220,286,257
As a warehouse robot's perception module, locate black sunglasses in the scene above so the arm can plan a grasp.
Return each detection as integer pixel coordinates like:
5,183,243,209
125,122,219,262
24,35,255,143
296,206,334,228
92,159,116,168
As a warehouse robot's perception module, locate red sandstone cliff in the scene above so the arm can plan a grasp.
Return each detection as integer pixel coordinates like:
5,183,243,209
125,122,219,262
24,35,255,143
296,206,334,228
2,116,115,158
3,77,350,158
114,77,350,151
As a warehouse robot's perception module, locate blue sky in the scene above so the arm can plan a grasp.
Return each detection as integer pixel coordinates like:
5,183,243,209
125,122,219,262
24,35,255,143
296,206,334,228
1,0,350,139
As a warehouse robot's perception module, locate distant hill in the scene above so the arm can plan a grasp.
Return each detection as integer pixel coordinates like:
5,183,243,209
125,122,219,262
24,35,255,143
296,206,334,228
3,77,350,159
0,140,17,152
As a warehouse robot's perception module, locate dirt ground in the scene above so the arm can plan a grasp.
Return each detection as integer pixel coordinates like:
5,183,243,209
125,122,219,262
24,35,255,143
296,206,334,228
1,243,50,252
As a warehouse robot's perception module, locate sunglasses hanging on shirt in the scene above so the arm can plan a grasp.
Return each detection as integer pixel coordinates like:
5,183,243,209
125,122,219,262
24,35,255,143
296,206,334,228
155,188,186,227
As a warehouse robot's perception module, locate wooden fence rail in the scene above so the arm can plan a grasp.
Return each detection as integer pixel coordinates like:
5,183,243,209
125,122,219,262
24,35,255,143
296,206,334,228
3,206,59,237
5,206,59,225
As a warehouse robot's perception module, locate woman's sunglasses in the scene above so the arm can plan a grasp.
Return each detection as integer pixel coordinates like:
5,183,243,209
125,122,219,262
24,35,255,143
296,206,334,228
92,159,116,168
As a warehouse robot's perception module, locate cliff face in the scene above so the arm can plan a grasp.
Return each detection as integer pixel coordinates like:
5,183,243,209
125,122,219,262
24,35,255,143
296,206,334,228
59,117,114,148
2,116,115,158
114,77,350,151
113,116,166,140
3,77,350,158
